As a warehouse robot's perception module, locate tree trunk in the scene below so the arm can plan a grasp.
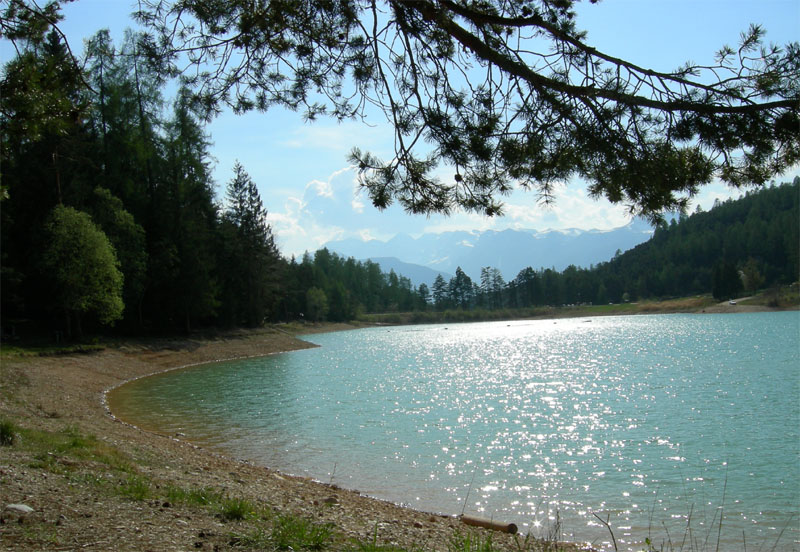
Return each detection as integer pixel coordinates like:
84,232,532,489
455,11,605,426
74,311,83,340
63,309,71,340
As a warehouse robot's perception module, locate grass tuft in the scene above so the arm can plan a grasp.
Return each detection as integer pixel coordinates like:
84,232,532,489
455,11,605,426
166,485,224,507
272,513,334,550
0,419,17,445
20,425,134,473
229,527,272,548
118,474,152,501
448,530,496,552
219,496,257,521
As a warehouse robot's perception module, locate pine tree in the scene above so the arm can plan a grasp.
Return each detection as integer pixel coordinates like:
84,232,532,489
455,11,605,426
417,283,431,311
449,267,474,309
131,0,798,220
156,93,220,331
220,162,282,326
432,274,448,311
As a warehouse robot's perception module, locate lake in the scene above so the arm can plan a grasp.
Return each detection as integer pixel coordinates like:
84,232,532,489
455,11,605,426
109,312,800,550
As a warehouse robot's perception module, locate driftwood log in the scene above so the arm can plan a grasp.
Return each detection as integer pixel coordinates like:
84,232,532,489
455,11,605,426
460,514,518,534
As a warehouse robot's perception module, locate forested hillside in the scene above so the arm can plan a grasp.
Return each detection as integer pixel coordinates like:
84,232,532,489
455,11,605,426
589,181,799,304
422,181,798,312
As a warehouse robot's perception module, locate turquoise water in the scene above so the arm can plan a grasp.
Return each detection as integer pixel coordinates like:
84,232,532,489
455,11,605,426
111,313,800,550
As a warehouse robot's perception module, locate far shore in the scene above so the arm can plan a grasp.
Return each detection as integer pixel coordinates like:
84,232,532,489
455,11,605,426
356,291,798,326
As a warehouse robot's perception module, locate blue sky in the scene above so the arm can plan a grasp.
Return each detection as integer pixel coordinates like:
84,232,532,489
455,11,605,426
7,0,799,256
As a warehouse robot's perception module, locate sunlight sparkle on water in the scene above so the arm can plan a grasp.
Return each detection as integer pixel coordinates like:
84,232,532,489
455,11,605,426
110,313,800,551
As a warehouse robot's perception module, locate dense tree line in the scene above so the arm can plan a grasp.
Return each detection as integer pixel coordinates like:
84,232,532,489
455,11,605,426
0,29,273,335
2,20,797,337
279,250,426,322
428,181,798,312
277,180,799,317
0,27,438,337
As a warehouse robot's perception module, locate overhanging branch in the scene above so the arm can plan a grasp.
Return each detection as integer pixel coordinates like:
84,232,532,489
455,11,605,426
400,0,797,116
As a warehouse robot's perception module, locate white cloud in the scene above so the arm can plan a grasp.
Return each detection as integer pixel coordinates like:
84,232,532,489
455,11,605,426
268,166,390,256
327,165,356,182
350,172,367,213
267,192,347,257
280,122,392,154
351,196,365,213
304,166,359,200
357,229,375,241
307,179,334,198
267,196,309,254
501,183,632,230
269,200,348,256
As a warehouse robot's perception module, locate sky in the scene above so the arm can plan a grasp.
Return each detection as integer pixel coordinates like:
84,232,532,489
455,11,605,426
5,0,799,257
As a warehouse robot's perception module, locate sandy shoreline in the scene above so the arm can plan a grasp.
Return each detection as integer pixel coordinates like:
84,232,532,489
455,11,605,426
1,325,552,551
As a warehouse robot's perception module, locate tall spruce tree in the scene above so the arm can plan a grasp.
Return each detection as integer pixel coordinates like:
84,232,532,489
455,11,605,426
155,92,220,331
449,267,474,309
432,274,448,311
220,162,281,326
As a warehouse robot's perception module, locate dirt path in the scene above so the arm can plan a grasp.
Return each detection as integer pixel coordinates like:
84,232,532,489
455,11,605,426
697,296,774,314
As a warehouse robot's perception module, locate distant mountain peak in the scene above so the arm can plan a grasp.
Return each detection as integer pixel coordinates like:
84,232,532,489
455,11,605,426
325,221,654,283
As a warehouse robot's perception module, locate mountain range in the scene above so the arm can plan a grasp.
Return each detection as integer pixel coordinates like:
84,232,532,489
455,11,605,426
325,218,655,287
